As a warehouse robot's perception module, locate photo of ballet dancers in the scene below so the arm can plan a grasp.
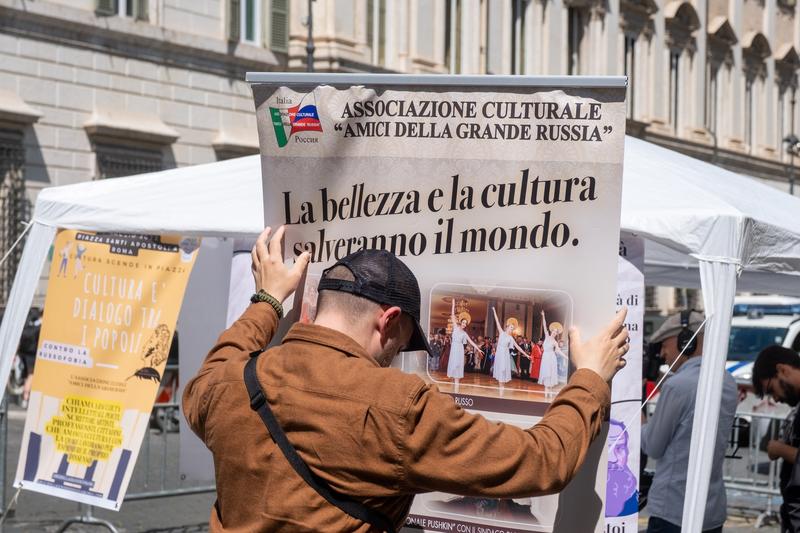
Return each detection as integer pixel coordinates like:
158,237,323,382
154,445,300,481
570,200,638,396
425,284,572,402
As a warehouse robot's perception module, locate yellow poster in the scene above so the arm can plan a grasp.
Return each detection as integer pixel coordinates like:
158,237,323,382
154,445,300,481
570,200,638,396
13,229,198,510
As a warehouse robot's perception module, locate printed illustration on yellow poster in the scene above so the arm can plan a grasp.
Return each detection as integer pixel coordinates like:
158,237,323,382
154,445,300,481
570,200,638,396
13,230,199,510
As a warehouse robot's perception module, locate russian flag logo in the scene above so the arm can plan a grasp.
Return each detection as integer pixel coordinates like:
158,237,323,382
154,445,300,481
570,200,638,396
288,104,323,135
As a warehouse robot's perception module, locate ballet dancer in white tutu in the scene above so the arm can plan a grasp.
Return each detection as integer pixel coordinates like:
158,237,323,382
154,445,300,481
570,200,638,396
447,297,483,390
490,307,530,387
538,309,566,398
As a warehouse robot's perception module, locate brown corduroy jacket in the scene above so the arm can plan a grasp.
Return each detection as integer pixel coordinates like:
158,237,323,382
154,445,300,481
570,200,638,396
183,303,610,532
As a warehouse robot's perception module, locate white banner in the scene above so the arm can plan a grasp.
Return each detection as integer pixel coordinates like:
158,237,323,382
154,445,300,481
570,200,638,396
605,233,645,532
252,75,626,532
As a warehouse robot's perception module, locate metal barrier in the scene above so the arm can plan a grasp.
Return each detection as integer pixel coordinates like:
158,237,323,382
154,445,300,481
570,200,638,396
723,410,785,528
0,396,7,519
0,362,217,532
52,396,215,532
124,399,215,502
51,396,215,532
642,399,785,528
1,383,786,530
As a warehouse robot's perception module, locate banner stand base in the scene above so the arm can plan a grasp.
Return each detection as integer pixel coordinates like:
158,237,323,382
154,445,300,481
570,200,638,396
55,504,118,533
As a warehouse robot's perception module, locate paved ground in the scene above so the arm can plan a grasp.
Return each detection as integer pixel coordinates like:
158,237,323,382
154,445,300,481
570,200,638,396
638,506,780,533
1,405,215,533
0,404,785,532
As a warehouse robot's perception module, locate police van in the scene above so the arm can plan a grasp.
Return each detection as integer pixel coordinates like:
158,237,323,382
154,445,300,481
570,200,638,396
726,296,800,385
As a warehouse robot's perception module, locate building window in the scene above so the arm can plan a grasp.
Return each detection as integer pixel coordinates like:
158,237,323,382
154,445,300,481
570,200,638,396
672,288,681,309
687,289,701,310
567,8,586,75
745,78,753,150
706,63,718,135
645,286,657,310
669,50,680,133
445,0,462,73
270,0,289,52
624,35,636,119
241,0,261,44
778,89,786,152
228,0,287,49
367,0,387,66
0,129,29,306
511,0,526,74
671,288,700,310
484,0,503,74
95,0,148,20
95,144,163,180
720,63,732,140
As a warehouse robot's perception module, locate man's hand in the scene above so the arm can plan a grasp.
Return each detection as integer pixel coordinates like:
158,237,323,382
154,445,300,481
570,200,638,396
568,308,629,382
767,440,798,463
251,226,311,303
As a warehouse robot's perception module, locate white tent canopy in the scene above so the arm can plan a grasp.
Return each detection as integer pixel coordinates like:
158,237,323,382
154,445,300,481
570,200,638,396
623,136,800,530
28,137,800,280
4,136,800,531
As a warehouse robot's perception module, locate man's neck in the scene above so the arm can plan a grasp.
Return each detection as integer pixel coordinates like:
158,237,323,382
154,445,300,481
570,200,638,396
313,313,372,352
675,354,702,372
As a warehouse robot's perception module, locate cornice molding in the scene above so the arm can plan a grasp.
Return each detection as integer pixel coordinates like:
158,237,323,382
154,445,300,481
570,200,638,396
0,1,283,78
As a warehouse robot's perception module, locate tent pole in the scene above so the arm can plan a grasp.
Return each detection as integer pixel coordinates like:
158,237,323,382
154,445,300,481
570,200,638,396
680,260,737,531
0,223,56,391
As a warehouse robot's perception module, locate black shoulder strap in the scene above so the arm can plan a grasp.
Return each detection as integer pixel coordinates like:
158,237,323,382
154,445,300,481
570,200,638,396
243,353,396,533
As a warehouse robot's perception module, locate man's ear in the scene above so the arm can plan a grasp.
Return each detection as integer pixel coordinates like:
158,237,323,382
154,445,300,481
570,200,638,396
377,306,403,336
777,363,793,379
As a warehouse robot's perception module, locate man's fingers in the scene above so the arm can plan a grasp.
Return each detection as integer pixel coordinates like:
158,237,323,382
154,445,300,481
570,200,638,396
269,225,286,263
255,227,272,264
606,307,628,334
291,251,311,277
612,326,629,347
568,326,581,351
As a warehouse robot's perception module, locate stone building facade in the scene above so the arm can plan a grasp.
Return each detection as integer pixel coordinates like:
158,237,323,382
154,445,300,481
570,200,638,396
1,0,798,314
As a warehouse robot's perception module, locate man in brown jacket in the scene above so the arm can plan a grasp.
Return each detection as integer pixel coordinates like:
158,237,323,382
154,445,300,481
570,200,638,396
183,226,630,532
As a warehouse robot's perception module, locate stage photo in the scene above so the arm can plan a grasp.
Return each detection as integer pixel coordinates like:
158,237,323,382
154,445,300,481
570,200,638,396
419,283,573,403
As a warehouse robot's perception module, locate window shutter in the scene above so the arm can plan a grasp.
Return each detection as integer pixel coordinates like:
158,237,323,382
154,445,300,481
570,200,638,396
270,0,289,53
229,0,241,42
485,5,504,74
135,0,149,21
366,0,374,46
378,0,386,65
95,0,117,16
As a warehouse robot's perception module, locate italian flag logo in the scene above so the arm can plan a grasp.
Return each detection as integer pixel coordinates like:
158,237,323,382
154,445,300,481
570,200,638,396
269,92,323,147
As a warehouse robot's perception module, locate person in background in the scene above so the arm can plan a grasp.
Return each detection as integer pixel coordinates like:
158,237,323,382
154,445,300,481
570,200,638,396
530,339,543,383
480,336,494,374
518,335,532,380
19,308,42,408
429,333,443,371
464,344,476,373
439,333,451,373
641,311,737,533
752,345,800,532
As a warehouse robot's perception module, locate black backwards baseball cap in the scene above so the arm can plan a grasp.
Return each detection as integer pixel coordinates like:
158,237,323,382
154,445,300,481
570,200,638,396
317,249,432,356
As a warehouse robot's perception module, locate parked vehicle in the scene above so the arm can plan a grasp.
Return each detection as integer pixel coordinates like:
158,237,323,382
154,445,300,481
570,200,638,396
732,295,800,317
726,313,800,385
